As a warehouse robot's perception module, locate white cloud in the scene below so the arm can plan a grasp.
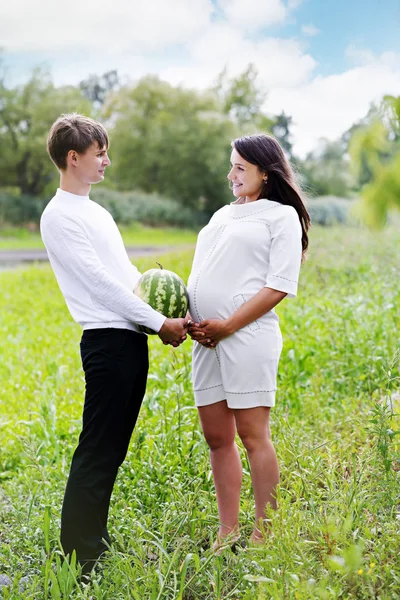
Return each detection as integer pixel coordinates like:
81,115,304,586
346,45,376,65
219,0,287,30
301,24,320,37
287,0,303,8
161,23,316,89
2,2,398,158
2,0,315,94
0,0,214,53
1,0,305,54
267,51,400,156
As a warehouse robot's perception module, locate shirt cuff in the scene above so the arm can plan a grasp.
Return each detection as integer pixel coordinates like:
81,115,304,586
145,311,167,333
265,275,298,298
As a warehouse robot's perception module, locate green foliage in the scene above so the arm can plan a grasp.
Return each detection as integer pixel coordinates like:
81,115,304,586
0,186,203,230
349,119,390,183
0,190,48,226
103,75,237,215
356,151,400,228
306,196,354,226
343,104,382,188
349,95,400,227
91,187,203,227
0,222,198,250
0,226,399,598
0,69,92,196
79,70,120,109
271,112,293,158
299,138,355,197
213,64,272,131
2,60,399,235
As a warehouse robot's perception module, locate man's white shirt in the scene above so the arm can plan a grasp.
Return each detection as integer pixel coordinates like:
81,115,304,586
40,188,166,333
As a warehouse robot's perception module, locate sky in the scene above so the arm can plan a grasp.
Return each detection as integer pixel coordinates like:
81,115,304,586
1,0,400,156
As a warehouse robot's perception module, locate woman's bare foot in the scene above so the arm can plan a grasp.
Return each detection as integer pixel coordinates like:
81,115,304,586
212,526,240,555
249,520,271,546
249,529,265,546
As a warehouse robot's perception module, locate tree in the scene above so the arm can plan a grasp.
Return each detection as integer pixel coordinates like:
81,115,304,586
0,69,92,196
213,66,297,159
271,112,293,157
299,138,354,197
103,75,238,214
344,104,385,188
213,64,271,130
349,95,400,227
79,70,120,109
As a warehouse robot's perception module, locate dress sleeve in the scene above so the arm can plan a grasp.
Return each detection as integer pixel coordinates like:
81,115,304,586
265,207,303,298
41,213,166,332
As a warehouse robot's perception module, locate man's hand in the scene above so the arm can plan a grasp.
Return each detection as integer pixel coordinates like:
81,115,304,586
158,317,188,345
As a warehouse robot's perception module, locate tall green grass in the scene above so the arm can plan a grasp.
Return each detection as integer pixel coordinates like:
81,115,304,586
0,224,198,251
0,226,399,599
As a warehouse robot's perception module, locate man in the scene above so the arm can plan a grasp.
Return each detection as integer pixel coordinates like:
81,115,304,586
40,113,187,574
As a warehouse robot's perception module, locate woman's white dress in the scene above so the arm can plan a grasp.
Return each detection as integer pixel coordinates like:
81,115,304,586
187,199,302,409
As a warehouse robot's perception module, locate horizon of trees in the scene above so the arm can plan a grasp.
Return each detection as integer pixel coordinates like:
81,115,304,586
1,56,397,225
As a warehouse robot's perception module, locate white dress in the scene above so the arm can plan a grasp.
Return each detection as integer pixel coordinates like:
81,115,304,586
187,199,303,409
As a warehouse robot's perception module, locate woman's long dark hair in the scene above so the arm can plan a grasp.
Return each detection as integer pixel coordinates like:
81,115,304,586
232,134,311,256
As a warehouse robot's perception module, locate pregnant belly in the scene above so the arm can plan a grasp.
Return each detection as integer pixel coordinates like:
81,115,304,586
187,269,263,321
187,269,279,327
188,281,232,321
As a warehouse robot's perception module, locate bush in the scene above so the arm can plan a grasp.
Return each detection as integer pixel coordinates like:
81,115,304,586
0,191,48,227
0,189,359,230
91,188,203,228
0,188,204,229
306,196,355,226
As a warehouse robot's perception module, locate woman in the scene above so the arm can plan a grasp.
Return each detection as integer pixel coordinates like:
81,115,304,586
187,133,310,549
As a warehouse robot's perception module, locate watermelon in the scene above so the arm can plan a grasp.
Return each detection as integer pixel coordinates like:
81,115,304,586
134,263,189,334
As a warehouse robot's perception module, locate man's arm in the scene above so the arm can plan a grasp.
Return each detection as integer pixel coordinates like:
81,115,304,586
42,213,170,333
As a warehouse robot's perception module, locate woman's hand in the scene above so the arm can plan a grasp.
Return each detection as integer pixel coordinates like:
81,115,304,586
189,318,233,347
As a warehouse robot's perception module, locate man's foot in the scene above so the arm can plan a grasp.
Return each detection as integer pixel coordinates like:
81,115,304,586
77,556,105,583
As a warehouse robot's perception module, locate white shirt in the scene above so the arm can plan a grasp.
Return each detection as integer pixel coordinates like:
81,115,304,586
187,199,302,325
40,188,166,333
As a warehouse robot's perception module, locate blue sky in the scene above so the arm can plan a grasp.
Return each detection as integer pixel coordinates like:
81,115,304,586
1,0,399,155
276,0,400,74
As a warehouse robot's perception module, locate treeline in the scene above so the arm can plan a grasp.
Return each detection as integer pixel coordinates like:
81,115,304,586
0,61,398,228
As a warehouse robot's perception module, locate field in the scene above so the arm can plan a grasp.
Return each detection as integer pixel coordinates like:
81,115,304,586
0,225,198,250
0,226,399,599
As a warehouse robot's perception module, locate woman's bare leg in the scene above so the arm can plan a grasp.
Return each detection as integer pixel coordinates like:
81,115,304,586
198,401,242,542
235,407,279,542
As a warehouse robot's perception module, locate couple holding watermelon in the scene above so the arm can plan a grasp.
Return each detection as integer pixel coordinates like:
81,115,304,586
40,114,310,574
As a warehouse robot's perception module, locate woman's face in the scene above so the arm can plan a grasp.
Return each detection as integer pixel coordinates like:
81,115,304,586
227,147,265,202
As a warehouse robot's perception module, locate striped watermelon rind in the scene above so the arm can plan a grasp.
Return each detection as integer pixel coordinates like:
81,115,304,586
134,268,189,334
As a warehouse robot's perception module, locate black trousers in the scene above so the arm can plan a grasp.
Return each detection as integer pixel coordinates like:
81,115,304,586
60,328,148,570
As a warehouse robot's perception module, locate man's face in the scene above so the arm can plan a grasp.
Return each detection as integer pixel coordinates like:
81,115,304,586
69,143,111,184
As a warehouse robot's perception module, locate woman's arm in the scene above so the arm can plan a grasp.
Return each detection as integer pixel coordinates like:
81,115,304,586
189,287,286,344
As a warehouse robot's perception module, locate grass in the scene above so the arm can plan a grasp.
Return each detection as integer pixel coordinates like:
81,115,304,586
0,225,399,599
0,224,198,250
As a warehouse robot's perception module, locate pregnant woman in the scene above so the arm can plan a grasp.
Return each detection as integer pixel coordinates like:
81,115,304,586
187,133,311,549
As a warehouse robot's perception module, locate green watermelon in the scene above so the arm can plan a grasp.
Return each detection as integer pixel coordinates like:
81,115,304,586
134,263,189,334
